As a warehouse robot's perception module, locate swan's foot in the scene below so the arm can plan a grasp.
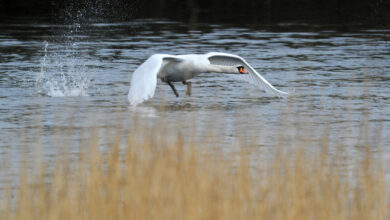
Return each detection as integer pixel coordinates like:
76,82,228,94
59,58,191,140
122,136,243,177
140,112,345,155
183,81,192,96
167,81,179,97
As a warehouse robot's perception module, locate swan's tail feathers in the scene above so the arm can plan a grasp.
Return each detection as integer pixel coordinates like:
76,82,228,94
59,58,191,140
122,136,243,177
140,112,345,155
128,55,164,106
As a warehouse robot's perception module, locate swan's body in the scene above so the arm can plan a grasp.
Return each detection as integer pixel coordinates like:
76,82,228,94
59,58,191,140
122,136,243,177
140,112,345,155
128,52,288,105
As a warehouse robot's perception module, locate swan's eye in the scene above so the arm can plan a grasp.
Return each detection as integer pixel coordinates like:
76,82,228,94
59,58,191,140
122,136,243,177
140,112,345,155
237,66,248,74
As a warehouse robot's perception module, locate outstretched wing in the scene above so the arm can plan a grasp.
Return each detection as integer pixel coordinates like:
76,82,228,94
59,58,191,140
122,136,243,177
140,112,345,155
128,54,182,105
128,54,162,105
206,52,289,97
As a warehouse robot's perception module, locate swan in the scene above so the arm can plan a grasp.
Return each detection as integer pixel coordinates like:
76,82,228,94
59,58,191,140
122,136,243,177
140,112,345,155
128,52,288,105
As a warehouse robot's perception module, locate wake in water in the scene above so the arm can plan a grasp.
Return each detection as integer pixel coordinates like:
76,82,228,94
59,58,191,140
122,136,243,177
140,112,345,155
36,41,90,97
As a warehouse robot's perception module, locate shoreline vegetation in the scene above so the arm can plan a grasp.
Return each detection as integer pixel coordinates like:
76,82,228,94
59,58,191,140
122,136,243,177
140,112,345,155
0,0,389,25
1,114,389,219
0,0,388,217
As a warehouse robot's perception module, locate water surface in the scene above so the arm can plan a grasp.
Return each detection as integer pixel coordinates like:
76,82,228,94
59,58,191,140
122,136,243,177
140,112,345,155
0,17,389,175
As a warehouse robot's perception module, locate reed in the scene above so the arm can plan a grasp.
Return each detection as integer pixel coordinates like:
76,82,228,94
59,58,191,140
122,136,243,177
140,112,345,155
0,119,388,220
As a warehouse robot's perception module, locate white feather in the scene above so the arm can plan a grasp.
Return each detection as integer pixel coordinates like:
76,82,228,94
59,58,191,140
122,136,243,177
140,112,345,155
128,52,289,106
128,54,163,105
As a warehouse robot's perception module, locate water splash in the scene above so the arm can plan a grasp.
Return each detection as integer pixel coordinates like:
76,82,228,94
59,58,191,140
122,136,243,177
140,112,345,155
36,41,90,97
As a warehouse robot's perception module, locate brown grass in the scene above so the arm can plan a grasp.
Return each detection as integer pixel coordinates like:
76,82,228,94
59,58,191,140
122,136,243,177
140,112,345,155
0,120,389,220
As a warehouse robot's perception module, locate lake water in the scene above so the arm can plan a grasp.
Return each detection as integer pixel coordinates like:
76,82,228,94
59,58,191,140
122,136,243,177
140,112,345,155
0,17,389,179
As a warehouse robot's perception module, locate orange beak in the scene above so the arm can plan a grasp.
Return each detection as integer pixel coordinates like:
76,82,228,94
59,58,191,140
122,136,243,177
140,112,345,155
239,67,248,74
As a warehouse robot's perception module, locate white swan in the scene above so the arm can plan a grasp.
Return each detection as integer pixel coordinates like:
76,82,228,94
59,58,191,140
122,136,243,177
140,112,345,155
128,52,288,105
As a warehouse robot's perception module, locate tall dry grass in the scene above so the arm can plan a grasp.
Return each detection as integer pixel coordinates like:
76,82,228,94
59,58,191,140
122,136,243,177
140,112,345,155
0,120,389,220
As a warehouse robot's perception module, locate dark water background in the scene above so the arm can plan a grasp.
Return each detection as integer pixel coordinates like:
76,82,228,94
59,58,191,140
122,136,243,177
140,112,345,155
1,0,390,25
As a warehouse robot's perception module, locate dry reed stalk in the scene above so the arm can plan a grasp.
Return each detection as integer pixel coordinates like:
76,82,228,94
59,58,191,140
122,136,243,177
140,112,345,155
1,123,389,220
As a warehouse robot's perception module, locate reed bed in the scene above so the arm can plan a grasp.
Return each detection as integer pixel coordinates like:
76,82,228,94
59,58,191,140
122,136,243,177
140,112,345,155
0,118,389,220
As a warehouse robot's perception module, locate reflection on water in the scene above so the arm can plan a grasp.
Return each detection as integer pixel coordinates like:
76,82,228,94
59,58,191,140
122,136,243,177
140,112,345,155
0,17,389,182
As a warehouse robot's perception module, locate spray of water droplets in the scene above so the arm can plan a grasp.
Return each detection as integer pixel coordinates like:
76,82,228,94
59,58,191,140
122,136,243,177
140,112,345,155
36,41,90,97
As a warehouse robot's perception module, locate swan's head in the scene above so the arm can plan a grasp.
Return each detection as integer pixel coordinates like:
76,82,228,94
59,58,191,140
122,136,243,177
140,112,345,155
237,65,248,74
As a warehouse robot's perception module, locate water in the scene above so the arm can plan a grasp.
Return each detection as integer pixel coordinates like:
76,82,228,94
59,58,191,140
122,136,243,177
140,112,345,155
0,17,389,178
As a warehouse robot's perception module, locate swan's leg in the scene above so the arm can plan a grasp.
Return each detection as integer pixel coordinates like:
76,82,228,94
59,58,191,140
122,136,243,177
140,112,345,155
167,81,179,97
182,81,192,96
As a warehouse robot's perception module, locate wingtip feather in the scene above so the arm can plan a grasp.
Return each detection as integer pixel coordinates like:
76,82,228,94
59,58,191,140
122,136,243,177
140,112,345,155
128,55,163,106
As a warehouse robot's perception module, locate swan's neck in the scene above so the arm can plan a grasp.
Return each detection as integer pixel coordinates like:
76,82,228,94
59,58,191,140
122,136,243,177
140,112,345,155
206,65,237,73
